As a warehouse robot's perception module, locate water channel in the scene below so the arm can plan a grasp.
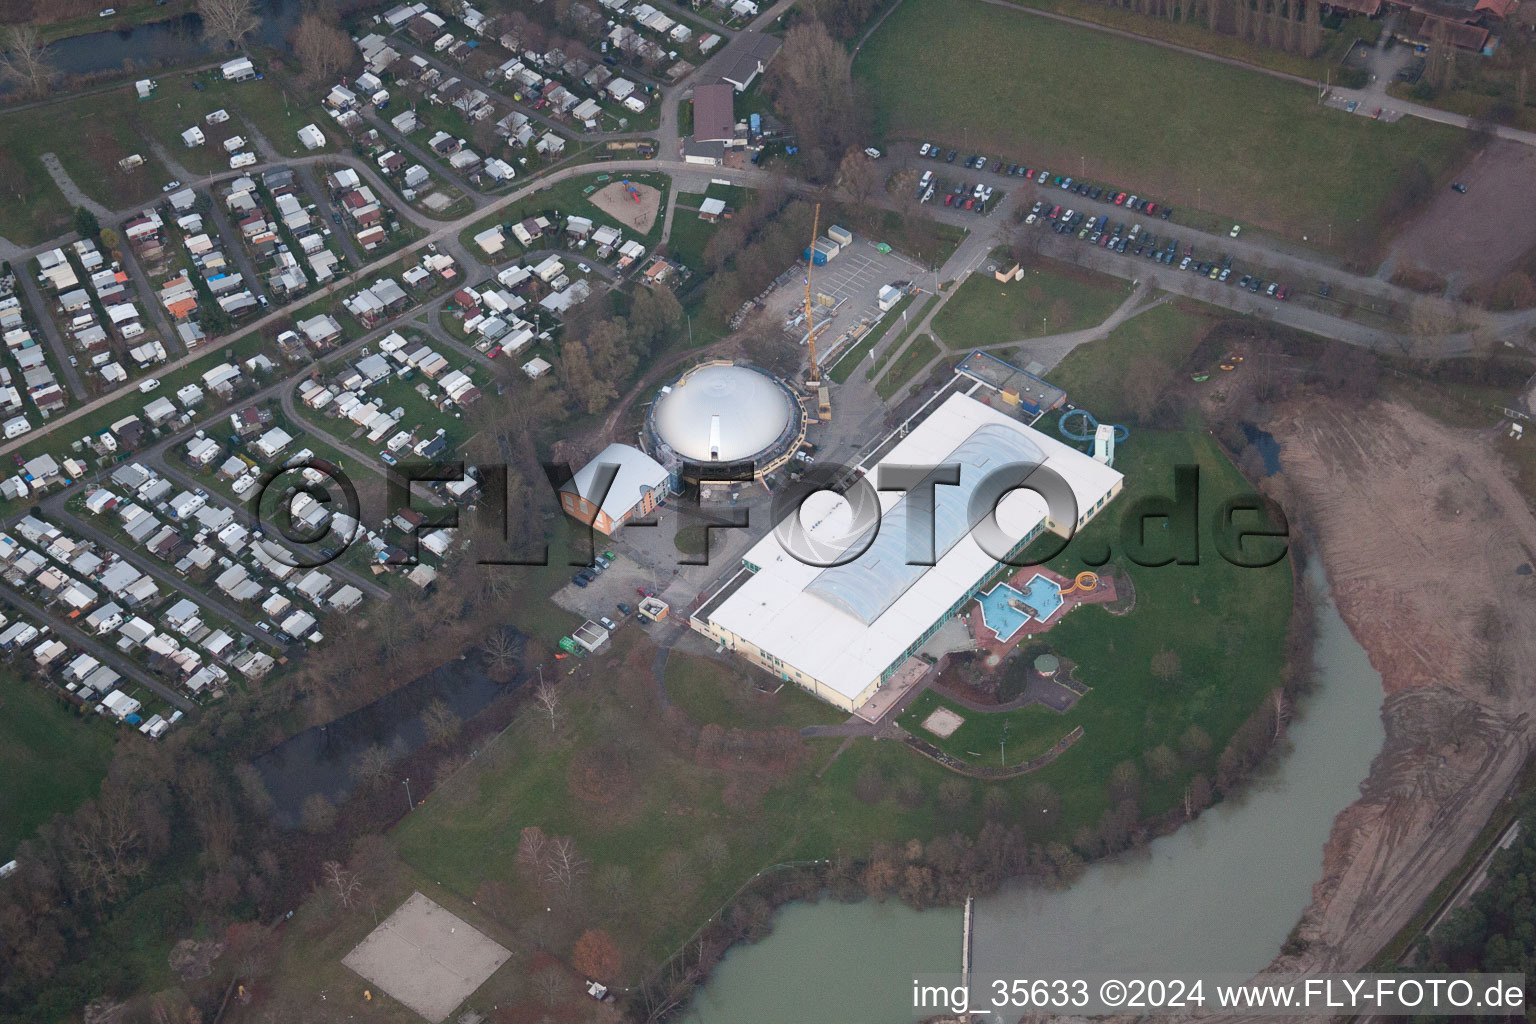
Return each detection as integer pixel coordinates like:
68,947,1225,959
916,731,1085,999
684,563,1385,1023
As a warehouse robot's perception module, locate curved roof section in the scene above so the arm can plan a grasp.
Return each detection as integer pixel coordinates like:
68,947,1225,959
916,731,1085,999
804,423,1045,625
653,364,793,463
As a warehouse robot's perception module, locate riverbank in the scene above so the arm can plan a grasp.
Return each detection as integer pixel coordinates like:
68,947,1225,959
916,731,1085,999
684,555,1381,1023
1261,388,1536,972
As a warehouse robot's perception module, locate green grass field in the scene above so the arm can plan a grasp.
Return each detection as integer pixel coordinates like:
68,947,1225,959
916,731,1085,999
899,689,1071,767
1046,300,1214,420
932,261,1131,350
856,0,1470,248
665,651,846,731
457,171,673,258
0,671,116,853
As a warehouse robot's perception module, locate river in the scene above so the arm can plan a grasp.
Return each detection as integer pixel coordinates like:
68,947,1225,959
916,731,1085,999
683,564,1385,1023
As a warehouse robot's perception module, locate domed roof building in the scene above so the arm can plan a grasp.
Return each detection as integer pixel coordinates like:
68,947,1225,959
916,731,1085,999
647,362,805,480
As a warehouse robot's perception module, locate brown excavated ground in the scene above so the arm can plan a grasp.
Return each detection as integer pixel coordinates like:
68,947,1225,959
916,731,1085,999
1262,396,1536,977
1385,140,1536,288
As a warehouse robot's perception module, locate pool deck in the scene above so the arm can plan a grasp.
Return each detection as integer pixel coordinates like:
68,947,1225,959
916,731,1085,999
964,565,1118,660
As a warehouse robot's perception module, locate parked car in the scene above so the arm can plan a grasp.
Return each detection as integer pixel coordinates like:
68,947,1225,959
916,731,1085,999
600,616,618,631
379,451,398,466
161,180,181,192
138,377,160,392
617,602,633,616
1451,182,1468,193
572,574,589,587
1229,224,1242,238
945,149,957,163
919,143,931,157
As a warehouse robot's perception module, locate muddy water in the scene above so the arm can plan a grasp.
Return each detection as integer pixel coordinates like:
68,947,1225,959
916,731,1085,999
252,634,526,827
683,565,1383,1023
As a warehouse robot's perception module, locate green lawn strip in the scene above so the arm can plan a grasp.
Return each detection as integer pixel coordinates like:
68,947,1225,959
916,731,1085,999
898,689,1070,767
875,332,939,399
932,259,1131,350
1002,429,1293,826
664,651,847,731
0,667,116,853
856,0,1470,251
993,0,1373,81
1045,300,1215,420
663,202,723,270
828,291,931,384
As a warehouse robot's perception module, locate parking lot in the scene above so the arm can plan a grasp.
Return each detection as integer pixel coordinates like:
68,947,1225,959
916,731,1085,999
762,237,925,353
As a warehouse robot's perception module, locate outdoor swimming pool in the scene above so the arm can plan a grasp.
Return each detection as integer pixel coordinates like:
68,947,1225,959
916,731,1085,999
977,574,1065,641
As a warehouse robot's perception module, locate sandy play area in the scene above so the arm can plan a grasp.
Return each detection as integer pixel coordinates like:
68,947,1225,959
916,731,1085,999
341,891,511,1023
591,179,662,234
922,706,966,738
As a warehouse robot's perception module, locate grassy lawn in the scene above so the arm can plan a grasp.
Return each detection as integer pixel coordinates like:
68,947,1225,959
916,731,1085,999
899,689,1071,767
932,260,1132,350
665,651,846,731
875,332,940,399
856,0,1471,250
0,88,174,245
0,669,116,854
665,195,724,270
1045,300,1215,420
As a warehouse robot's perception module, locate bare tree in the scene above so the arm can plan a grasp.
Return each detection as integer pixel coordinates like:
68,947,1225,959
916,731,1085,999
533,679,563,733
321,860,363,909
420,699,462,746
533,964,567,1007
291,14,354,83
349,744,393,789
0,26,58,98
199,0,261,49
544,835,588,904
517,825,550,874
481,631,520,676
1150,647,1181,685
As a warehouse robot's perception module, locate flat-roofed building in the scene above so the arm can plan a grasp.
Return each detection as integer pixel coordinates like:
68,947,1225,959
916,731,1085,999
693,393,1123,712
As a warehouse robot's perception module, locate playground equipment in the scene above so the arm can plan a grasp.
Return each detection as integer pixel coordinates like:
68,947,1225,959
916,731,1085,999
621,179,641,202
1058,408,1128,443
1057,570,1099,596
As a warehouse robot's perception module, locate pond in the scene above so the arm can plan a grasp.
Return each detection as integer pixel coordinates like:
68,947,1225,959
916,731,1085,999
252,631,527,827
7,0,302,88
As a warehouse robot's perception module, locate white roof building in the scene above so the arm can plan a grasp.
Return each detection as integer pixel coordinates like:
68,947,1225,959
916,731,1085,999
695,393,1124,712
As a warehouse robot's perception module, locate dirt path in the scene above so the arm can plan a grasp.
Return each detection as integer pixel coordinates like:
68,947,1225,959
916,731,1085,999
1261,396,1536,974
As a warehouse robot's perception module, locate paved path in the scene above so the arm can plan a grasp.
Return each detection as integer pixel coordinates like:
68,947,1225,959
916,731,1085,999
39,152,110,219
